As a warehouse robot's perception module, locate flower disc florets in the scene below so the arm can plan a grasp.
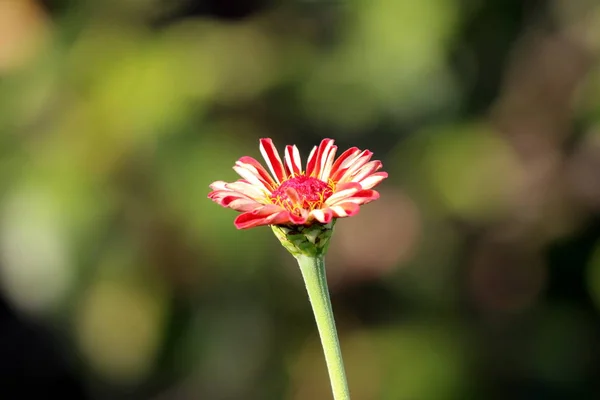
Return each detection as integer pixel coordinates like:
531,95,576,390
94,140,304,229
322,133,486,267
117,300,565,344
271,175,334,215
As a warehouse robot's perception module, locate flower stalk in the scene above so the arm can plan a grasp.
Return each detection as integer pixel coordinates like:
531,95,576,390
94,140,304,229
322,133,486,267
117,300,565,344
296,253,350,400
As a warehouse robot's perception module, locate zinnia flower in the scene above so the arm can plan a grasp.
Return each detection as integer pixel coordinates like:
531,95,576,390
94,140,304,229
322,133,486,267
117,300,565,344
208,138,387,229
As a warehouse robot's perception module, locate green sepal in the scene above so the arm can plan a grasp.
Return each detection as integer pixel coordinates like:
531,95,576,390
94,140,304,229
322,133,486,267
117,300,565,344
271,221,336,258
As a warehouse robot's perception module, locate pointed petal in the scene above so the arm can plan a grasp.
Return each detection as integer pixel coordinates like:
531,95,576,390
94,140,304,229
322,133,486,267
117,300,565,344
329,203,360,218
284,145,302,177
234,205,284,229
225,181,269,201
307,138,335,178
233,165,270,191
330,149,372,182
333,150,374,183
237,156,277,189
259,138,287,184
209,181,229,191
220,196,264,212
325,182,362,205
309,208,334,223
329,190,380,206
333,181,362,191
209,185,258,204
348,160,382,183
330,147,360,178
306,145,318,173
358,172,388,190
234,205,307,229
319,145,338,181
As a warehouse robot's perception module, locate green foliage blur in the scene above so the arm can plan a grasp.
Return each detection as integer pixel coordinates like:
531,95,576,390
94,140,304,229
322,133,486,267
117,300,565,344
1,0,600,398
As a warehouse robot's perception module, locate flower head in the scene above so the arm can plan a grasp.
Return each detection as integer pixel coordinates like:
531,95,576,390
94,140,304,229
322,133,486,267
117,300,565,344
208,138,387,229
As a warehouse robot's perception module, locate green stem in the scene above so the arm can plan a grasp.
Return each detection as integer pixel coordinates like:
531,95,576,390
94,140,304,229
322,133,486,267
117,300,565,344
296,254,350,400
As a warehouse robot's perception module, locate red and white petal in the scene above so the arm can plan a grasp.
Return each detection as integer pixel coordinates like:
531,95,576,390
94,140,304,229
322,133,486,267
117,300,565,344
358,172,388,190
329,202,360,218
284,145,302,177
209,180,256,202
330,150,373,182
309,208,334,224
332,189,380,205
306,145,318,172
208,187,260,212
209,181,229,191
324,182,362,205
237,156,277,190
234,205,305,229
329,147,360,177
225,181,269,201
233,164,271,191
307,138,335,178
259,138,287,184
314,139,336,179
234,205,284,229
208,186,255,204
220,196,264,212
348,160,382,183
319,144,338,181
208,189,239,203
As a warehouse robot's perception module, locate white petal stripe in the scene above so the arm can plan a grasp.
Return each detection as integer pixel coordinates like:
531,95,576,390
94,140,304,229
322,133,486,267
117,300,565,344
325,187,360,205
330,205,350,217
310,209,327,222
233,165,270,191
340,149,369,170
285,145,302,176
337,153,373,183
320,145,337,181
349,161,381,183
358,173,387,190
316,141,334,179
259,140,285,184
209,181,229,191
225,181,269,201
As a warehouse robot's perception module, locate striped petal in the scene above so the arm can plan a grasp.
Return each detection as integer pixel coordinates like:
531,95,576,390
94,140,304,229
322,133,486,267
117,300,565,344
329,203,360,218
330,147,360,177
284,145,302,177
233,164,270,191
332,190,380,205
234,205,306,229
309,208,334,223
330,150,373,182
319,144,338,181
348,160,382,184
259,138,287,184
358,172,388,190
220,196,263,212
324,182,362,205
225,181,269,201
306,146,318,176
306,138,335,178
209,181,229,191
237,156,277,190
313,139,337,180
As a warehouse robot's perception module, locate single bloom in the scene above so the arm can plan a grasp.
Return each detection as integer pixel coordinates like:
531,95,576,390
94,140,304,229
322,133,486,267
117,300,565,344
208,138,388,229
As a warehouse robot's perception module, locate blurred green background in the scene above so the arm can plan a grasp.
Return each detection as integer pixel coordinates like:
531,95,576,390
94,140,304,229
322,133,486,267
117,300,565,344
1,0,600,398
